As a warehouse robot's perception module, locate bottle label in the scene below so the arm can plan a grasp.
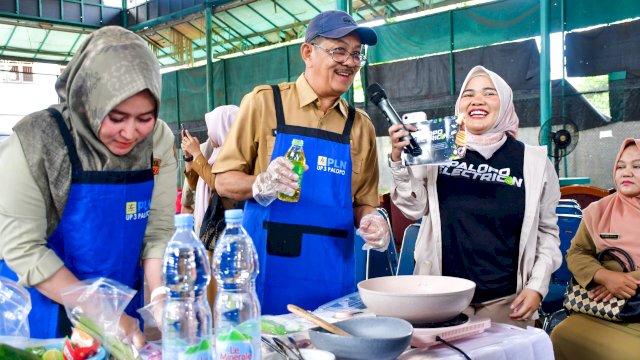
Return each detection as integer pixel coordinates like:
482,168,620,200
292,164,304,181
216,319,262,360
216,327,258,360
165,338,214,360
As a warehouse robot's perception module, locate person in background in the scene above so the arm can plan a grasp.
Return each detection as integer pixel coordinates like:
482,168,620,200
212,10,390,315
551,138,640,359
0,26,176,344
179,105,240,318
180,105,240,234
180,124,215,215
388,65,561,327
180,179,196,214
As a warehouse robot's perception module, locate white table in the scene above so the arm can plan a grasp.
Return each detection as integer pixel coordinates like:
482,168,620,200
398,324,554,360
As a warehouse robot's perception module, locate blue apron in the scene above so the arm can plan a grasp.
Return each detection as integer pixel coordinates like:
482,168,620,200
0,108,153,339
242,86,356,315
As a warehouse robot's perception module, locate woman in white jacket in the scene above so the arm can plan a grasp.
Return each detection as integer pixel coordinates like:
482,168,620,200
388,65,561,327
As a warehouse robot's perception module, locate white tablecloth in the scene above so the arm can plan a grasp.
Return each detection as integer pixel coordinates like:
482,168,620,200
398,323,554,360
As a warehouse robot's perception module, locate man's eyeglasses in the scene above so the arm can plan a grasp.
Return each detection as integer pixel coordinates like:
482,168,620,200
311,43,367,66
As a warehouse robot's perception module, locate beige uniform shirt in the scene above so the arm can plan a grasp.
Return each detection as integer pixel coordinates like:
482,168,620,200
0,120,177,286
212,74,379,208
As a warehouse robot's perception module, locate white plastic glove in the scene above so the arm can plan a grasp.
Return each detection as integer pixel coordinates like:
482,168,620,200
356,213,391,252
252,156,299,206
137,286,167,330
119,313,146,350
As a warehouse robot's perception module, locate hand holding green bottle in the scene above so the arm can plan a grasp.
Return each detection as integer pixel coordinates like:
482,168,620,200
252,152,306,206
278,139,306,202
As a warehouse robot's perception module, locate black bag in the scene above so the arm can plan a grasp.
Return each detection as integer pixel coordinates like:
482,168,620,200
563,246,640,322
198,192,227,251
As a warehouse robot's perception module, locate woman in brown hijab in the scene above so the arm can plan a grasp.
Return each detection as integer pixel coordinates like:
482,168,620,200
0,26,176,343
551,138,640,359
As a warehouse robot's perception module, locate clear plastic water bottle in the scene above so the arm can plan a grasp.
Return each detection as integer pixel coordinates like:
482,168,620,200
162,214,213,359
213,209,261,360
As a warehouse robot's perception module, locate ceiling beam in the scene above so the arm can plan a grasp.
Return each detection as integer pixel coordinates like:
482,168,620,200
0,24,18,57
0,18,92,34
128,4,205,32
185,20,205,37
145,32,182,64
210,25,241,53
0,54,65,65
358,0,386,18
155,19,310,61
246,3,291,39
32,29,51,60
379,0,400,13
212,13,255,46
271,0,307,39
0,45,71,58
0,11,100,29
302,0,322,14
130,0,259,35
63,32,83,62
225,8,271,44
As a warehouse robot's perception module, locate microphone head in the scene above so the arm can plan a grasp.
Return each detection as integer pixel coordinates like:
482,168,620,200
366,83,387,105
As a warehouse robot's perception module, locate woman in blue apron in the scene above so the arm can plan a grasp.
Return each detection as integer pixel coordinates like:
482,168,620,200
241,86,358,315
0,27,176,341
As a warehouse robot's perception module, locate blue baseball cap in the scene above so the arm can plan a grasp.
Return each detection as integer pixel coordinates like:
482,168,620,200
305,10,377,46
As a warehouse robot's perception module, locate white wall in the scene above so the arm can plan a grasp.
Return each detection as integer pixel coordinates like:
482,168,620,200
0,62,60,134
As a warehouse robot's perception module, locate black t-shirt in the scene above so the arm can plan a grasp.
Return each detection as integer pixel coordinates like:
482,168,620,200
437,136,526,303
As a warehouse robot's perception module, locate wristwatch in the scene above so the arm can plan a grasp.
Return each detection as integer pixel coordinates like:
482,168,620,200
183,155,194,162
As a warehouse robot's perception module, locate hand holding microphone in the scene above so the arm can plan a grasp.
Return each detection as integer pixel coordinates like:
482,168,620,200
367,83,422,157
388,123,417,162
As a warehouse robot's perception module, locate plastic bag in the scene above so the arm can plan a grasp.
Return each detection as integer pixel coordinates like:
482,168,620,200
0,276,31,337
61,277,140,360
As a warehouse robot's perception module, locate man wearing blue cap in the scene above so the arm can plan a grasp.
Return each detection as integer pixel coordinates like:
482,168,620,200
213,10,390,314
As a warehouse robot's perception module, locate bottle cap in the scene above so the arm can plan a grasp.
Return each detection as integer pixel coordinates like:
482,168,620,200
174,214,194,227
292,139,303,146
225,209,243,222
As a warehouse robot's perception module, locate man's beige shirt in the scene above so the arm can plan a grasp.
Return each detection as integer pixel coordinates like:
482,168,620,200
212,74,379,208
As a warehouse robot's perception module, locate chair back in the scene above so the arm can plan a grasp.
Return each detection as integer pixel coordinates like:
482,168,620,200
560,185,612,209
553,214,583,284
355,234,399,282
539,213,583,332
558,199,581,208
354,209,399,283
397,223,420,276
556,204,582,216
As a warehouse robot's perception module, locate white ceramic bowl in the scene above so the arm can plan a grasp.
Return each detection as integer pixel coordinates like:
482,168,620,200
358,275,476,324
300,348,336,360
263,349,335,360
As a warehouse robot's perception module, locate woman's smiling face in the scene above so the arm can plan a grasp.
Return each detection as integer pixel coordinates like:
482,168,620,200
459,74,501,135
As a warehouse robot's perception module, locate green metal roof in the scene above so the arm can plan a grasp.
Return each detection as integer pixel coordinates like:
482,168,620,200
134,0,466,67
0,20,89,63
0,0,469,66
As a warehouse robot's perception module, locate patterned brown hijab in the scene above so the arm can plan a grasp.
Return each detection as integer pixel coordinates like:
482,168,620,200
13,26,161,235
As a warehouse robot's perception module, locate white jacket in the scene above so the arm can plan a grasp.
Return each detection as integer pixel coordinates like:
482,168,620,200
390,143,562,299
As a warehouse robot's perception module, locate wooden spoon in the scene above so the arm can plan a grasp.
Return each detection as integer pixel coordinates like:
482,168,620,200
287,304,352,337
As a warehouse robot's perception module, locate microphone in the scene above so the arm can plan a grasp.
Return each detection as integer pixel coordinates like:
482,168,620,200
367,83,422,156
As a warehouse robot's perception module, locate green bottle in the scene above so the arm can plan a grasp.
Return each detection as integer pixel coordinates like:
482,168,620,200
278,138,305,202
